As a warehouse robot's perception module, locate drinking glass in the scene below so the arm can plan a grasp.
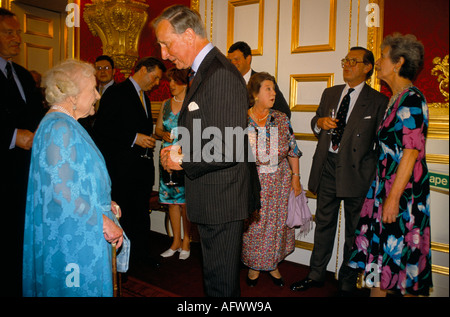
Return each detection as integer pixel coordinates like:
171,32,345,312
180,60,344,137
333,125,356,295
327,108,336,135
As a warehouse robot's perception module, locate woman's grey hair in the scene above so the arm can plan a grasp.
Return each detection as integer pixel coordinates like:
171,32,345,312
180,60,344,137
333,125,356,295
43,59,95,105
381,33,424,81
152,5,207,38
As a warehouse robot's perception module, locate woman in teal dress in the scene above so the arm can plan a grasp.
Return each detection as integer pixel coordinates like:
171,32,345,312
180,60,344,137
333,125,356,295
156,68,191,260
348,34,432,296
22,60,124,297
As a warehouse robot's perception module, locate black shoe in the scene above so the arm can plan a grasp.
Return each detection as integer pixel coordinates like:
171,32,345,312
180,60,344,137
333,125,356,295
290,278,324,291
246,276,259,287
270,275,285,287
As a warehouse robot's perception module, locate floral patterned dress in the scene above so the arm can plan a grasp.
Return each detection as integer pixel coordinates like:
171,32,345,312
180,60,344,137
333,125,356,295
348,87,432,296
241,110,302,271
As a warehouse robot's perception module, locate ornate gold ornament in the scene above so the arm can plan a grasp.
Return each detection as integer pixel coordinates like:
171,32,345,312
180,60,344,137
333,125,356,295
431,54,449,105
83,0,149,77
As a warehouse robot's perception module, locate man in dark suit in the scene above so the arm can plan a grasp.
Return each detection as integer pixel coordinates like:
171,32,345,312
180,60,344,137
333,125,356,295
78,55,116,136
227,41,291,118
290,47,388,295
93,57,166,267
153,5,254,297
0,8,44,296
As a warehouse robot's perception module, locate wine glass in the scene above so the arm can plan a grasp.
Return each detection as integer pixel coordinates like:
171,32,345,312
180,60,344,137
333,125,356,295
327,108,336,135
164,128,178,186
141,148,151,159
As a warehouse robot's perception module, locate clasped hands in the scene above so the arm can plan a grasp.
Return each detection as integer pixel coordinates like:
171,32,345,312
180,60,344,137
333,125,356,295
102,201,123,249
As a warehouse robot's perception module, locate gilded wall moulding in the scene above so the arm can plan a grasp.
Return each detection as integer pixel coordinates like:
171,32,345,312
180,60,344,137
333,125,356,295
84,0,149,77
429,54,449,139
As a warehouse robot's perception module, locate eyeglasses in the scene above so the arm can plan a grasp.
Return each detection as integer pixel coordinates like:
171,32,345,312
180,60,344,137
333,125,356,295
95,66,112,71
341,58,365,68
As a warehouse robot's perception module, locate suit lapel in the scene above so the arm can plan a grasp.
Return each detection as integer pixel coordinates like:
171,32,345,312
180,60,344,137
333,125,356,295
125,78,148,117
180,47,218,119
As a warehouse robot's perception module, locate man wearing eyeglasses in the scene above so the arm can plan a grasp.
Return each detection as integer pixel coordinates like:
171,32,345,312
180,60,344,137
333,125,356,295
95,55,115,101
290,47,388,296
79,55,116,134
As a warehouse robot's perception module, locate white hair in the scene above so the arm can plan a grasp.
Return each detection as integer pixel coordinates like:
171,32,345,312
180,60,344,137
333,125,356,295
43,59,95,105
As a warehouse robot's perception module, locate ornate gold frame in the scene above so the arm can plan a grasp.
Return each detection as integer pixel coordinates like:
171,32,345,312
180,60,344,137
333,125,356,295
227,0,264,56
291,0,337,53
289,73,334,112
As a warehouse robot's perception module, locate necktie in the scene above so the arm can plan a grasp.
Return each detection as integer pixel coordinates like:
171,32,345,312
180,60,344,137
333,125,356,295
331,88,354,150
140,90,147,116
188,68,196,87
5,62,21,96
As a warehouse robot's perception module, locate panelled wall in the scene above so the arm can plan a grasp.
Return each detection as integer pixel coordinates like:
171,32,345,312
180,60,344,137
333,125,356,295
194,0,448,296
3,0,447,296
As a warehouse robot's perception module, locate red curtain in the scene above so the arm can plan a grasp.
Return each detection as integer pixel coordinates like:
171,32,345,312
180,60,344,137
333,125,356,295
382,0,449,103
79,0,191,101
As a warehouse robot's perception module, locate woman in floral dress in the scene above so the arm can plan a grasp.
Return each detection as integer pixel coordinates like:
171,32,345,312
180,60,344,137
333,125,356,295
242,72,302,287
348,33,432,296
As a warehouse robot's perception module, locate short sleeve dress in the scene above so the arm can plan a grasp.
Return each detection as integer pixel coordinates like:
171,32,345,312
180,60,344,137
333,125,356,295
348,87,432,296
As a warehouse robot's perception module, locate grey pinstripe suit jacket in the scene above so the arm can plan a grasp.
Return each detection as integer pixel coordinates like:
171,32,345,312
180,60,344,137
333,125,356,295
178,46,252,225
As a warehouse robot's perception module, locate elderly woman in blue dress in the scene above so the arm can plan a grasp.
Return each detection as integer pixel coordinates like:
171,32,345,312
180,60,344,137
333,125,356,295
22,59,124,297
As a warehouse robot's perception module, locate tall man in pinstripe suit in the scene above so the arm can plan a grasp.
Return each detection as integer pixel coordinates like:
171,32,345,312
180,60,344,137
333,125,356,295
153,5,254,297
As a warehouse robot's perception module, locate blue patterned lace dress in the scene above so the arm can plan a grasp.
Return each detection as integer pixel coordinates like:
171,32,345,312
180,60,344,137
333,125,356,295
23,112,115,297
159,99,185,204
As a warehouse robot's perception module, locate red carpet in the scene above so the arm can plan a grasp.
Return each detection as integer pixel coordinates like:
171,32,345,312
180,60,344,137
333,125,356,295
120,231,370,298
121,276,180,297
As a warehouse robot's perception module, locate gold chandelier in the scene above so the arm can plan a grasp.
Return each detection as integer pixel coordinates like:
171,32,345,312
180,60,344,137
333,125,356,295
84,0,149,77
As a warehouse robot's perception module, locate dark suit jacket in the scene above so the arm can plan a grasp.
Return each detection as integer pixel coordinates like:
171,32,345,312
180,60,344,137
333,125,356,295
251,69,291,118
93,78,154,197
1,61,44,197
179,47,252,225
308,84,388,197
78,82,116,137
1,61,44,295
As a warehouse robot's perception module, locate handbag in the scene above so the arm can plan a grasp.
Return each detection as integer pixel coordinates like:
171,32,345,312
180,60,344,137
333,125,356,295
286,188,313,237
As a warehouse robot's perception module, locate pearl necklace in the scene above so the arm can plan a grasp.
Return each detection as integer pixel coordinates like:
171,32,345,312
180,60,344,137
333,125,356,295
51,105,76,120
173,95,184,103
386,83,414,112
250,107,269,122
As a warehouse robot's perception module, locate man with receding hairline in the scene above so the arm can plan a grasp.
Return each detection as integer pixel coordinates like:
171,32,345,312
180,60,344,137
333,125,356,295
153,5,256,297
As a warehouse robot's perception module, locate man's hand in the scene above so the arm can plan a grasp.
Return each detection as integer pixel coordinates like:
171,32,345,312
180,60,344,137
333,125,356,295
135,133,156,149
15,129,34,150
317,117,338,131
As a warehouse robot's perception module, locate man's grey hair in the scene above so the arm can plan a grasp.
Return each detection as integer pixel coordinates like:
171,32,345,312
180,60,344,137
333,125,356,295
152,5,207,38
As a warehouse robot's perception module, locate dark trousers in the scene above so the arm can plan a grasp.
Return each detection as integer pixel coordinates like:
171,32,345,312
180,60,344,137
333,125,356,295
308,153,363,291
113,179,152,265
196,220,244,297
